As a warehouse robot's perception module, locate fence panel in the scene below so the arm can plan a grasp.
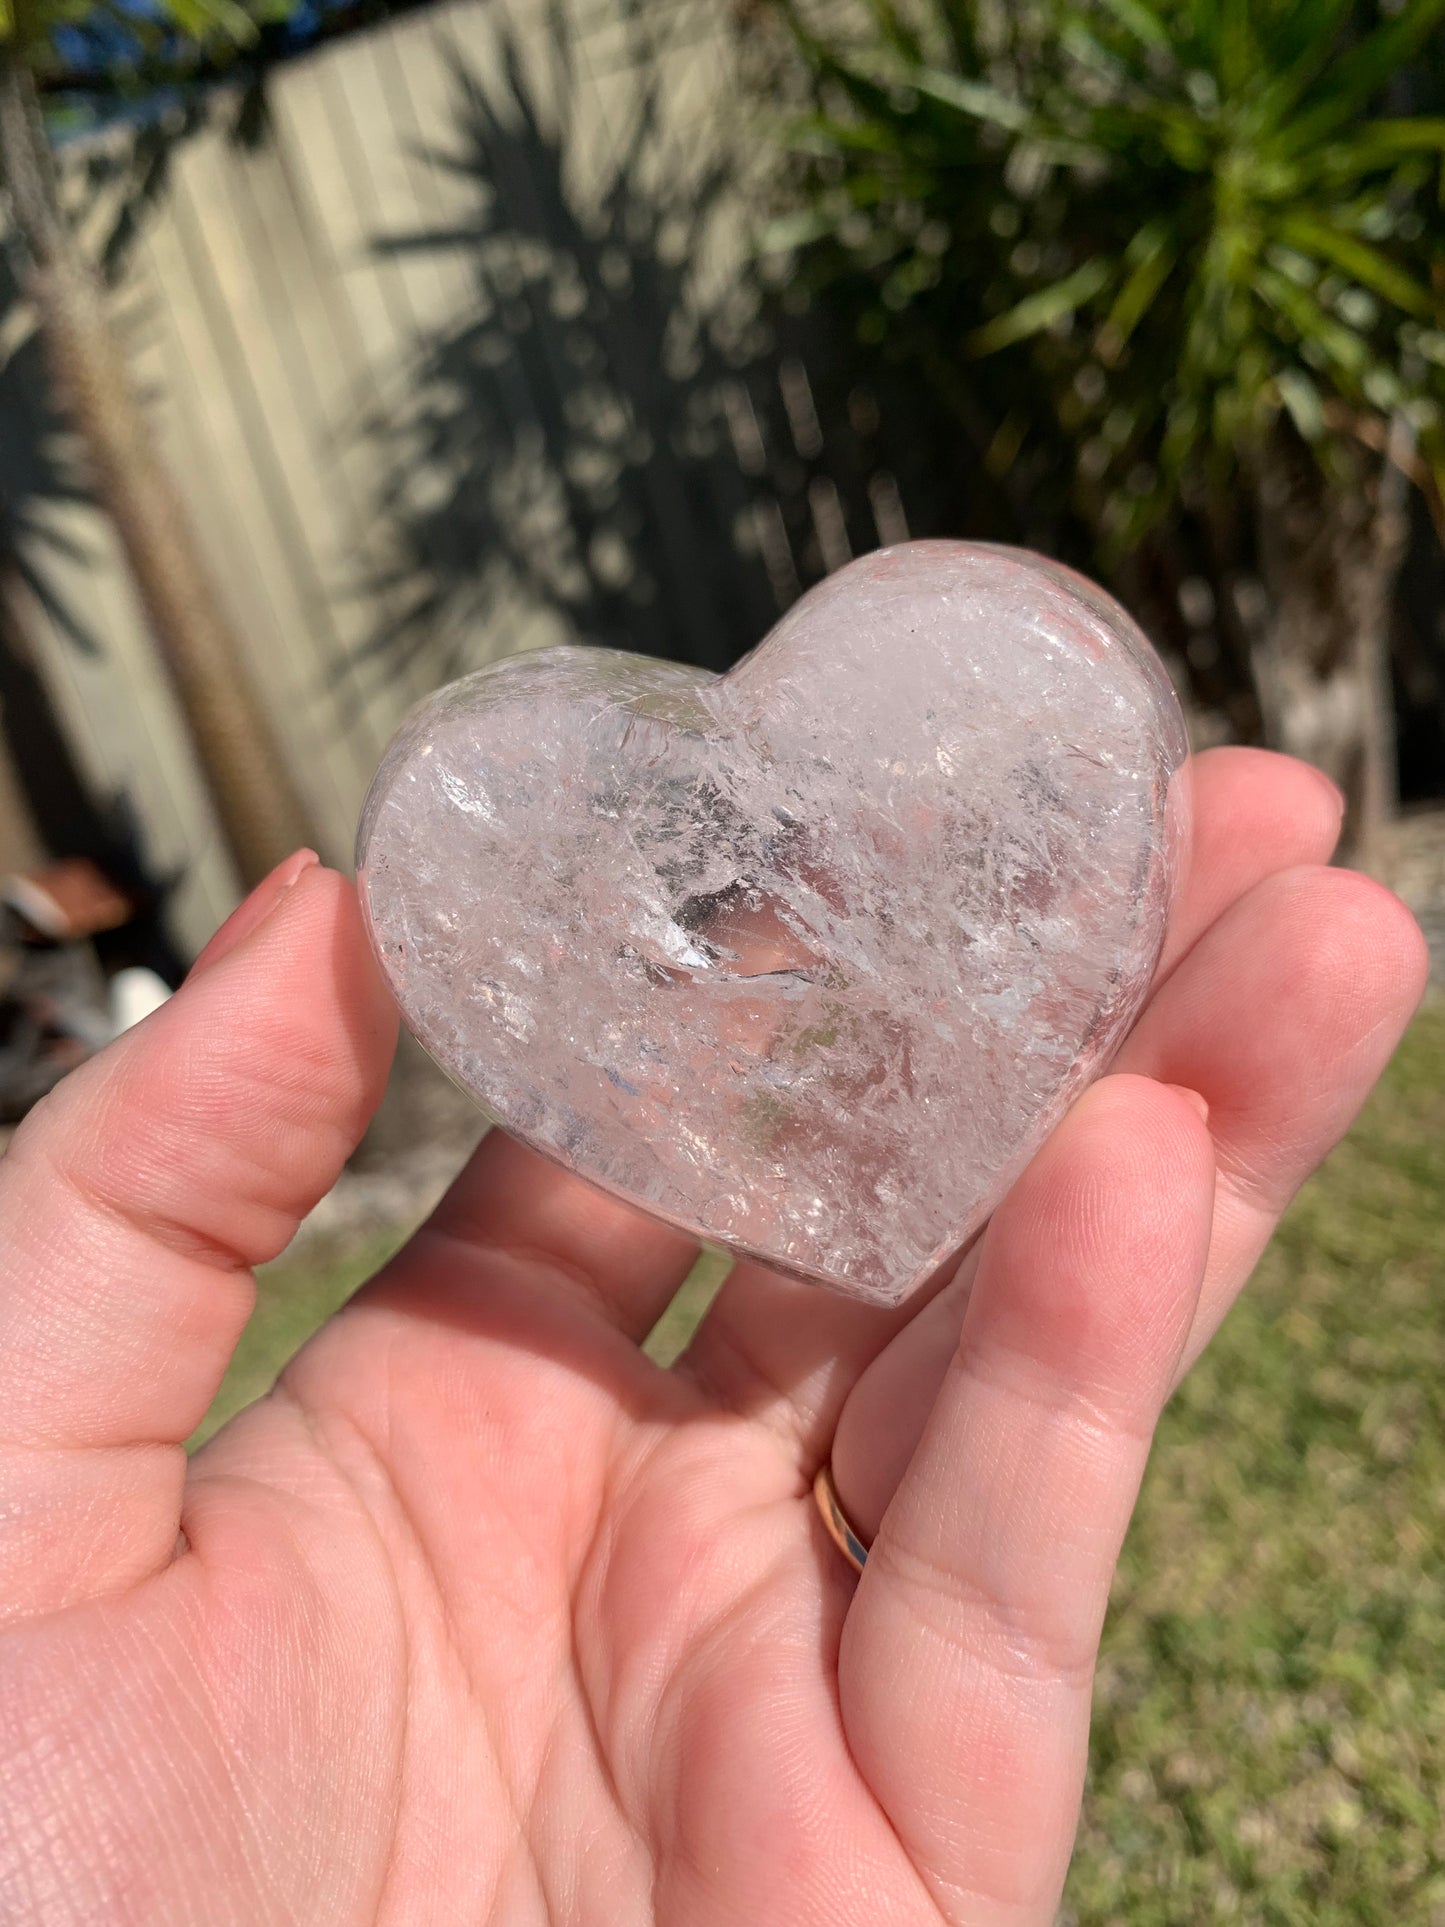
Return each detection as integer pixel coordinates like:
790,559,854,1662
2,0,936,954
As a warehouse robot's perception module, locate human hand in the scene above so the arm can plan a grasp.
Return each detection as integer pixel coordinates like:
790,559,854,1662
0,750,1426,1926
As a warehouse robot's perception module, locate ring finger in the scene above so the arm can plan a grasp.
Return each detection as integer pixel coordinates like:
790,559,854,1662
831,862,1428,1539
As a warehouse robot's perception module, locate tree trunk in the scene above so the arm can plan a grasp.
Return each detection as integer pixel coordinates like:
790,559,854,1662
0,48,313,891
1249,427,1404,874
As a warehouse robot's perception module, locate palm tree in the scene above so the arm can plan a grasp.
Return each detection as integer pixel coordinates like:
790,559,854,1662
773,0,1445,867
0,8,311,888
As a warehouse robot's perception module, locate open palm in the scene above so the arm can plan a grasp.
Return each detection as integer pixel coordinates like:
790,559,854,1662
0,749,1426,1927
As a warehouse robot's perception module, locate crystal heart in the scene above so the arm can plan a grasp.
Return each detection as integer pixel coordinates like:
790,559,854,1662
357,541,1188,1307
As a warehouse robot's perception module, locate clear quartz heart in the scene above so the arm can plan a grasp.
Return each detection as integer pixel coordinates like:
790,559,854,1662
357,541,1189,1307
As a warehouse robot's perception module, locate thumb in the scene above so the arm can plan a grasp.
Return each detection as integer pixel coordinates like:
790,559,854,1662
0,859,397,1617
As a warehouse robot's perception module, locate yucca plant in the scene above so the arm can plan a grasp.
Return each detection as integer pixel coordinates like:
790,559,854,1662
772,0,1445,861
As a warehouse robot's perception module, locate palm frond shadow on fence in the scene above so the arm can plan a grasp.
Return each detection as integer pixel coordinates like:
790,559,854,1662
352,6,980,694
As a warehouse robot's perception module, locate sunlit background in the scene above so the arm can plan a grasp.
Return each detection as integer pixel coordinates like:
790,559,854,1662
1,1,1442,1916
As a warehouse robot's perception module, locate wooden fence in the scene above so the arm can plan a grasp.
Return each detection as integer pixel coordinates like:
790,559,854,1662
0,0,935,954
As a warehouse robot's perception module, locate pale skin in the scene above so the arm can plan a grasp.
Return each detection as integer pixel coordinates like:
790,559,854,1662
0,748,1428,1927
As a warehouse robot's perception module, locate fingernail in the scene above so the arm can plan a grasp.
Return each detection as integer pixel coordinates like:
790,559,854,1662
187,850,320,979
1307,763,1346,821
1166,1083,1211,1126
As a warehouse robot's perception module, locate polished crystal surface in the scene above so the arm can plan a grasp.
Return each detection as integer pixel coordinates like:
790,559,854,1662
357,541,1189,1306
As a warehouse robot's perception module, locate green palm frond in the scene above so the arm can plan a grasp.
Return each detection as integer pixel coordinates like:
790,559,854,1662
968,258,1113,352
775,0,1445,550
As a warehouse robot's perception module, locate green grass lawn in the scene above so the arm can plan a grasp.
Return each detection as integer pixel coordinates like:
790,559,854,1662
1069,1000,1445,1926
198,1004,1445,1920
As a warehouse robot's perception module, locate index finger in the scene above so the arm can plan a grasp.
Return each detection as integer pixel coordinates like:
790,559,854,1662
840,1077,1215,1927
1156,746,1343,979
